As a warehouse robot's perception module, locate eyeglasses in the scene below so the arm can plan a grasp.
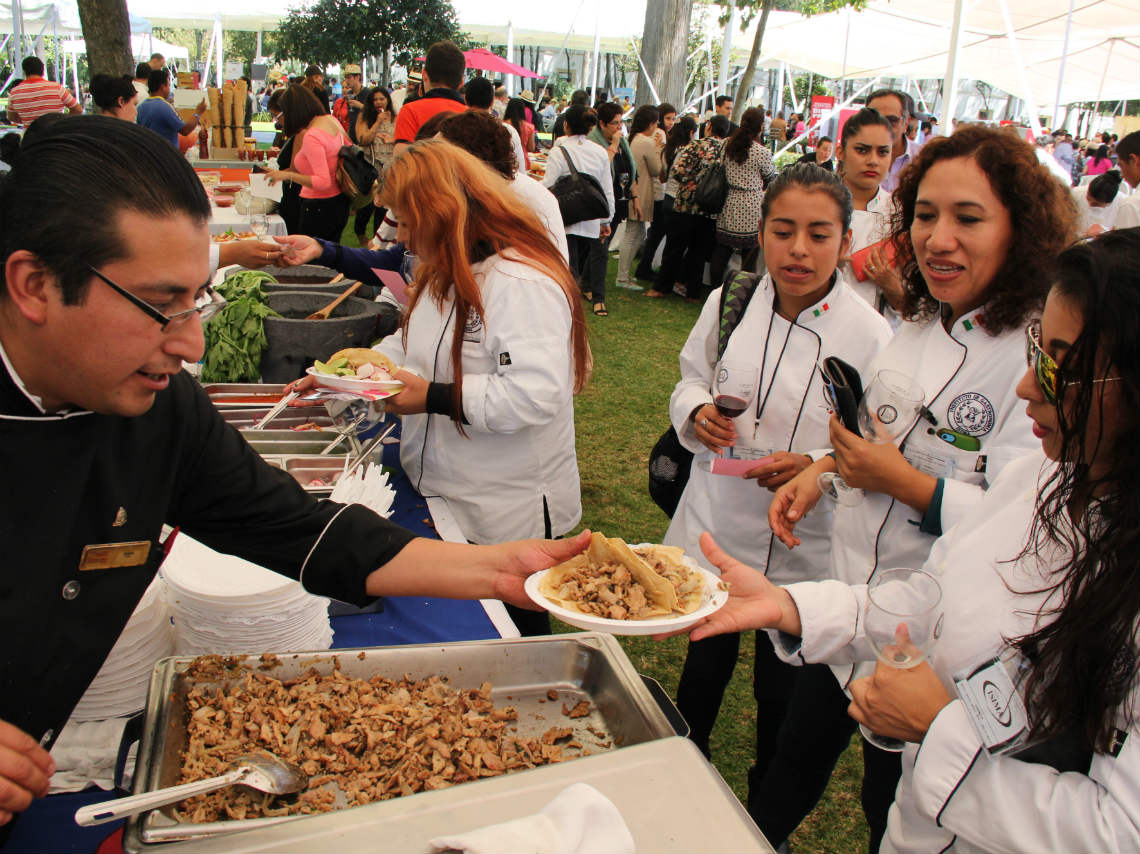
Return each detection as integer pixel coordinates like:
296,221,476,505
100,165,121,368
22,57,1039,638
83,262,225,331
1025,320,1120,405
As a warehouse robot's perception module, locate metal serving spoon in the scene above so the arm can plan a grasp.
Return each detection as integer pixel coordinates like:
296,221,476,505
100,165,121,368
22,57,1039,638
74,753,308,827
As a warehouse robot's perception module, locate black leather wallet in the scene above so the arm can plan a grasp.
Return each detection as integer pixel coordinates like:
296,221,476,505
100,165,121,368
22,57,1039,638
820,356,864,436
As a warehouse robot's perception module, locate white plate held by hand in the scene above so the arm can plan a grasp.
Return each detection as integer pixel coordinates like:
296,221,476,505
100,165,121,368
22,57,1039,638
525,565,728,636
305,367,404,395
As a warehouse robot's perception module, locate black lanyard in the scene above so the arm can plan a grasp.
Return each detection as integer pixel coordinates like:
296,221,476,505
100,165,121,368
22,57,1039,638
751,301,795,436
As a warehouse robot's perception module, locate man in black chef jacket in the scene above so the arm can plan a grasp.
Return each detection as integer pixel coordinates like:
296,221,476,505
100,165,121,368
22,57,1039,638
0,116,589,828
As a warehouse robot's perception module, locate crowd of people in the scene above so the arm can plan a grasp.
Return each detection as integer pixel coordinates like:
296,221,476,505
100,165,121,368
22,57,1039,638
0,39,1138,854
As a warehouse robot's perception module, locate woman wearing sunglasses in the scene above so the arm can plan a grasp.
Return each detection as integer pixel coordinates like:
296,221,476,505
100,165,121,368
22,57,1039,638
682,227,1139,853
756,126,1076,849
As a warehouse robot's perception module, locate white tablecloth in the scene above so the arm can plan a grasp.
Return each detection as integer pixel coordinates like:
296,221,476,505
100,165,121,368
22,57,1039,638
208,204,287,236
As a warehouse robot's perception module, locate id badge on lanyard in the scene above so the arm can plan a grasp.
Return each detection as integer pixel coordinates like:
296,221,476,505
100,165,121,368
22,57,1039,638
953,647,1032,757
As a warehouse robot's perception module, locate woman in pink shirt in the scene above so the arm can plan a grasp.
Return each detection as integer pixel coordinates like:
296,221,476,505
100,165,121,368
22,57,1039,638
1085,144,1113,177
267,85,352,240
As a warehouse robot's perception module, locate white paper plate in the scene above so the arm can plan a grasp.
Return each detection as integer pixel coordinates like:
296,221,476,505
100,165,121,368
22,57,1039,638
525,566,728,636
305,367,404,395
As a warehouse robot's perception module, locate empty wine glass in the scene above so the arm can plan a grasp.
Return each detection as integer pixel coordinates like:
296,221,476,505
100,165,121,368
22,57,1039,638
249,213,269,238
818,369,924,505
712,359,759,459
401,250,418,283
860,567,943,751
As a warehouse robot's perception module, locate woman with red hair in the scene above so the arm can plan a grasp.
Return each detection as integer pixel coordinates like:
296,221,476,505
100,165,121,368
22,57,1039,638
375,140,590,633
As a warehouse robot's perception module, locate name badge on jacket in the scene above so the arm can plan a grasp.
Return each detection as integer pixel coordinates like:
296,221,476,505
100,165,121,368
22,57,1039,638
78,541,152,571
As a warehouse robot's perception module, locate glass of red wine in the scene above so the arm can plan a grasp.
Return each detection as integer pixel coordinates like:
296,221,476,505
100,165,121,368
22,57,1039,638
712,359,759,458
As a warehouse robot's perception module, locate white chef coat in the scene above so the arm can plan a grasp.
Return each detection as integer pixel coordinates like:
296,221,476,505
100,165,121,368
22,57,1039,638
838,188,895,312
1071,182,1127,234
825,310,1038,689
541,135,614,239
774,451,1140,854
374,253,581,544
1113,190,1140,230
666,275,892,584
510,173,569,263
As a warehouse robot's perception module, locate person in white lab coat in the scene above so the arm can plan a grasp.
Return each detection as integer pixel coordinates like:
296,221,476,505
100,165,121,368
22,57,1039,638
358,140,590,635
760,124,1079,850
835,108,904,319
668,167,893,797
1071,170,1127,237
683,228,1139,854
1110,131,1140,230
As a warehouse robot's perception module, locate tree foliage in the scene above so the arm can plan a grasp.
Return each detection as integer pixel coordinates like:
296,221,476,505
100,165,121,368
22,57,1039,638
273,0,464,70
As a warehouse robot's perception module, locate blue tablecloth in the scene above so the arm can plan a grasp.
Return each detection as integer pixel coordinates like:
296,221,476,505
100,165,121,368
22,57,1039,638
1,423,501,853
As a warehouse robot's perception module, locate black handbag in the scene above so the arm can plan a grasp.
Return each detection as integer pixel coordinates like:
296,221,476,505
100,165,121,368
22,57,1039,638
336,144,379,199
648,271,765,517
693,158,728,213
550,146,610,225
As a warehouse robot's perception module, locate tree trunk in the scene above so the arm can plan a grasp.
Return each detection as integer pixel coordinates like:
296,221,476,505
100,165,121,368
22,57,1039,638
381,47,390,88
76,0,133,77
731,0,772,123
638,0,692,107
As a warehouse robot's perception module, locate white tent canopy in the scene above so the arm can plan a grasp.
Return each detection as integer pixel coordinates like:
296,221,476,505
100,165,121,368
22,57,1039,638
0,1,152,35
60,33,188,61
733,0,1138,109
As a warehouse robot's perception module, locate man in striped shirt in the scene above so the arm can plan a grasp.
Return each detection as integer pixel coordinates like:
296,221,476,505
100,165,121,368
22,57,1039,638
6,57,82,125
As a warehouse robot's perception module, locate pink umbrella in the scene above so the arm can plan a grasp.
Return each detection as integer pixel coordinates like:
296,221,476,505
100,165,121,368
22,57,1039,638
412,49,540,80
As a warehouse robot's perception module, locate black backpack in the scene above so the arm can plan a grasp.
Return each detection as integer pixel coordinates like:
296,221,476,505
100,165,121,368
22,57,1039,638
648,271,765,517
549,146,610,225
693,157,728,214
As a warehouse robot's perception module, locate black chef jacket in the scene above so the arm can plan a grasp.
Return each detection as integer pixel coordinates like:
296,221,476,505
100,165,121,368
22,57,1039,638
0,357,415,745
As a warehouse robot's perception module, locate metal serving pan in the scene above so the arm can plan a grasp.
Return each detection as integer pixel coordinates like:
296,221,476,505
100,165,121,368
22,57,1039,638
221,409,335,431
123,634,678,850
148,738,773,853
203,384,290,409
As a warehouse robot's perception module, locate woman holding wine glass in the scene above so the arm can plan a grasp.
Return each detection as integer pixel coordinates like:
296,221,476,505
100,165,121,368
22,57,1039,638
664,164,892,826
682,228,1139,853
761,125,1076,850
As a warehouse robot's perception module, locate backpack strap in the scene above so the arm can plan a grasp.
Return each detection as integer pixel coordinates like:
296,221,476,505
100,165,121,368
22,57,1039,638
715,271,764,359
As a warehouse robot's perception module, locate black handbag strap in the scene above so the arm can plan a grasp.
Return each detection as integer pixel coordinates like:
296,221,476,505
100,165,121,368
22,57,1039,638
559,145,582,177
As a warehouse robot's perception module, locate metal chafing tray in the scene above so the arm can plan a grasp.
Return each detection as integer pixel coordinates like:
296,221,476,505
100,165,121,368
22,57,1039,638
124,634,681,851
203,383,290,408
221,409,335,430
146,737,773,853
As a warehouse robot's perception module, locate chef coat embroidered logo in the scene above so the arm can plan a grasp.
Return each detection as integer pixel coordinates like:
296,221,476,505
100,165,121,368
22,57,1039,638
464,309,484,342
947,392,995,437
876,404,898,425
716,367,729,384
112,507,128,527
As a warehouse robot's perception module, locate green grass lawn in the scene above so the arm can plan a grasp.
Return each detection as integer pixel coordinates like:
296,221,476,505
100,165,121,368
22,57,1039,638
336,219,870,852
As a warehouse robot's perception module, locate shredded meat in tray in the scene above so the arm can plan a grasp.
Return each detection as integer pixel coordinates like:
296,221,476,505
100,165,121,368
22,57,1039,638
176,655,588,822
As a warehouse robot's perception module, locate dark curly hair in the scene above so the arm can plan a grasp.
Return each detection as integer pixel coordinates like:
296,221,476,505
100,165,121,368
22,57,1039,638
1015,227,1140,754
889,124,1076,334
437,109,517,179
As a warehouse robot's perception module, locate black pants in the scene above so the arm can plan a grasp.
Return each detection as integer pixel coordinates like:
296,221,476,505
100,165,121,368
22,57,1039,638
708,240,761,291
299,194,351,242
503,499,555,637
566,234,596,297
354,203,385,240
655,210,716,302
586,207,627,304
634,198,668,280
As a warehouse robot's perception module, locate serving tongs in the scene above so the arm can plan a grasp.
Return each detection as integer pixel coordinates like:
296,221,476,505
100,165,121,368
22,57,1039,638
318,411,368,455
251,390,300,430
343,420,398,479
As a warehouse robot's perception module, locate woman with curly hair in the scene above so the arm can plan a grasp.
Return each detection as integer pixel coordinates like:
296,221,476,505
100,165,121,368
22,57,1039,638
353,86,398,245
688,227,1140,853
752,125,1077,850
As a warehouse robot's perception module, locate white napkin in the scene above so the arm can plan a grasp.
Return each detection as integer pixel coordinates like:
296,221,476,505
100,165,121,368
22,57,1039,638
428,783,635,854
48,718,133,794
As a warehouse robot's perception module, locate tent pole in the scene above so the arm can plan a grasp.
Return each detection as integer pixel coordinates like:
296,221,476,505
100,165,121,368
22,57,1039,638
719,0,735,99
997,0,1043,138
1051,0,1075,130
216,13,223,87
52,5,58,82
938,0,967,135
256,31,262,59
71,41,78,100
838,7,851,102
629,37,660,104
592,4,601,102
505,20,514,96
775,61,784,117
12,0,23,72
1091,38,1114,120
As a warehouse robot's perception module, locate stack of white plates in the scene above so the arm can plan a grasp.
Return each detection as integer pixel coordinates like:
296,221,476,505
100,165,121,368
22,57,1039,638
161,535,333,656
71,577,173,721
